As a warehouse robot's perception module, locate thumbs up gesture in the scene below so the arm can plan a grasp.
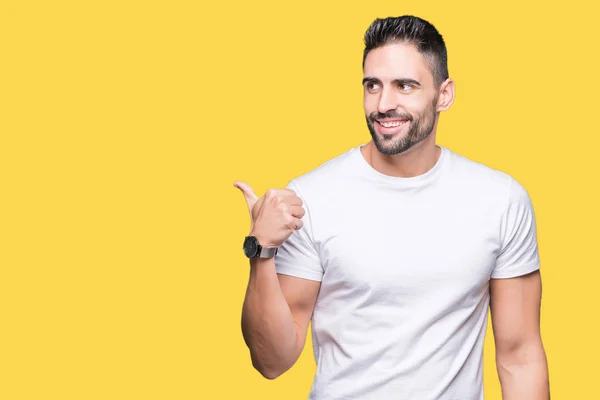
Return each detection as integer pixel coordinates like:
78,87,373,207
234,181,306,248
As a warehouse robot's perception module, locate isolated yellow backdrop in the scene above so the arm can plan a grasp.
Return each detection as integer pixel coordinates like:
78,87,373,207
1,0,598,399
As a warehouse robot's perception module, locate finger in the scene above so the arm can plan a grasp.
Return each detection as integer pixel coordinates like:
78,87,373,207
284,195,304,207
288,205,306,219
291,217,304,231
234,181,259,211
267,188,297,198
233,181,259,201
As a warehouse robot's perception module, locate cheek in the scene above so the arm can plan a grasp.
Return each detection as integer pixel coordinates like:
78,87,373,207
404,96,426,110
363,93,378,113
408,96,436,118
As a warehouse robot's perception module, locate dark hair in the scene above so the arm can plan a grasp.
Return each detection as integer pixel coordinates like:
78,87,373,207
363,15,449,87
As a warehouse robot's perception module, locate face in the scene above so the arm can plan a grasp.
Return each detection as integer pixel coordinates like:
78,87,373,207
363,42,440,156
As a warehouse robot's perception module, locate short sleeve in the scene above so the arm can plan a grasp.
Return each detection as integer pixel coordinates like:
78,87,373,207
491,178,541,279
274,180,324,282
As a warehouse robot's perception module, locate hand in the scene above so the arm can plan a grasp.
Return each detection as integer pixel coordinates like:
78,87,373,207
234,181,306,248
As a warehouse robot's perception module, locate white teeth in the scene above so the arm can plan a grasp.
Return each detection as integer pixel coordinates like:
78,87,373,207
380,121,404,128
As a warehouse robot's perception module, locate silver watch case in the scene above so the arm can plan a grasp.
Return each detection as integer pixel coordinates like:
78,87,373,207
243,236,278,258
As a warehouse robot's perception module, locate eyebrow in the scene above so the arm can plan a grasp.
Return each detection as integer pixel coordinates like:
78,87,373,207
362,77,422,87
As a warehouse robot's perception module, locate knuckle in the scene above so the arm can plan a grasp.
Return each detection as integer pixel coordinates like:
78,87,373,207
269,195,281,206
265,188,277,198
284,214,294,228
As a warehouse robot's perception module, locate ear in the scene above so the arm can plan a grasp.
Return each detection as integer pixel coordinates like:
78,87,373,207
436,78,455,112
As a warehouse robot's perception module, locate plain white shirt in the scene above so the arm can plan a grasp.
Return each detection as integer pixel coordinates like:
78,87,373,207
275,144,540,400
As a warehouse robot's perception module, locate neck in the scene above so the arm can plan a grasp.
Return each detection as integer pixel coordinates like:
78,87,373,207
361,134,441,178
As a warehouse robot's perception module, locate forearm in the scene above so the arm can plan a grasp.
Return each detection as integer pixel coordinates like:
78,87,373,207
497,342,550,399
241,257,300,379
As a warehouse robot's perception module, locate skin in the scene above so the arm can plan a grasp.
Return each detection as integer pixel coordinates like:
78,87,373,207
237,41,550,398
235,182,319,379
490,271,550,399
360,42,453,179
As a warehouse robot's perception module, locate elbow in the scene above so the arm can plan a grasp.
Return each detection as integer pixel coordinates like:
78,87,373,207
496,338,547,370
258,369,282,380
251,357,288,380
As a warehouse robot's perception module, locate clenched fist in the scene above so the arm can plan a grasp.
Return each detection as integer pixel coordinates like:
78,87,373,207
234,181,306,248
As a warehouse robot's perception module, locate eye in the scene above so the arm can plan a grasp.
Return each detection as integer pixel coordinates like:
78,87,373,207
399,83,413,91
365,82,380,92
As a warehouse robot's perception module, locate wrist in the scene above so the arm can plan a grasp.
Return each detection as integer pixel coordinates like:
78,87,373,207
249,231,278,249
250,256,275,268
243,233,279,259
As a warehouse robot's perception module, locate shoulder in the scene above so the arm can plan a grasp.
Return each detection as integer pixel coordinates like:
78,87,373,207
445,148,529,204
286,146,359,196
447,149,511,184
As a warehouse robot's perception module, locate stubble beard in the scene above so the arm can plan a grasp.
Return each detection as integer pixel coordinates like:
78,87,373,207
366,99,438,156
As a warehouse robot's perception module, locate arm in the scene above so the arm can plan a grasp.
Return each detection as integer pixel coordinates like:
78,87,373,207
235,179,322,379
241,257,320,379
490,270,550,399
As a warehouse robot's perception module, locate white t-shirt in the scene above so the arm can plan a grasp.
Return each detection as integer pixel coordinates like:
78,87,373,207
274,144,540,400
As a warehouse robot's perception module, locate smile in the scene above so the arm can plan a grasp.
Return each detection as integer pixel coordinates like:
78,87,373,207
376,120,408,128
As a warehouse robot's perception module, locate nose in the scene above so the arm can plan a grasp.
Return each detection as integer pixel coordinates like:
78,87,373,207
377,86,397,114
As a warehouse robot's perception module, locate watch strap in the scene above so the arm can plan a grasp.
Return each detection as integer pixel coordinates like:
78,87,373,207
258,246,278,258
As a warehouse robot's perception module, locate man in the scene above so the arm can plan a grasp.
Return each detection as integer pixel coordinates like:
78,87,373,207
236,15,550,400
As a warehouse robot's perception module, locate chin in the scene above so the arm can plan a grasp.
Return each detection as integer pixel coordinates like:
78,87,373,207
373,140,407,156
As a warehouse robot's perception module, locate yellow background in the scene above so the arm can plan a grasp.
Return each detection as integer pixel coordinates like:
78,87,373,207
1,0,598,398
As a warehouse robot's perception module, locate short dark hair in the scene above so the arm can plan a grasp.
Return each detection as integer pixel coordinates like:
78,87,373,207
363,15,449,87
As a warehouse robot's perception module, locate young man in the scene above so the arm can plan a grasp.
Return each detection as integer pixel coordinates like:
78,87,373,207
236,15,550,400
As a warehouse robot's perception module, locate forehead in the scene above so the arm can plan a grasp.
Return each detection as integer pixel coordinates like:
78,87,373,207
363,42,433,85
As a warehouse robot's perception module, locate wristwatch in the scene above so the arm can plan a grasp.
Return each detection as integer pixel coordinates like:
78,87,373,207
242,235,278,259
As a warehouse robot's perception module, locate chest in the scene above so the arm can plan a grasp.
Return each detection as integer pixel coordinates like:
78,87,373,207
315,193,500,300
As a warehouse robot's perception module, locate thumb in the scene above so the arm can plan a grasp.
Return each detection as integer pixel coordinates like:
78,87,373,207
233,181,259,215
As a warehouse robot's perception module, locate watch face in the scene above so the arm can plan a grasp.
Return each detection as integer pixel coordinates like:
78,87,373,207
243,236,259,258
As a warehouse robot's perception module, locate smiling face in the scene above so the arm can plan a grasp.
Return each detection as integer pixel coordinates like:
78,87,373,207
363,42,441,155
